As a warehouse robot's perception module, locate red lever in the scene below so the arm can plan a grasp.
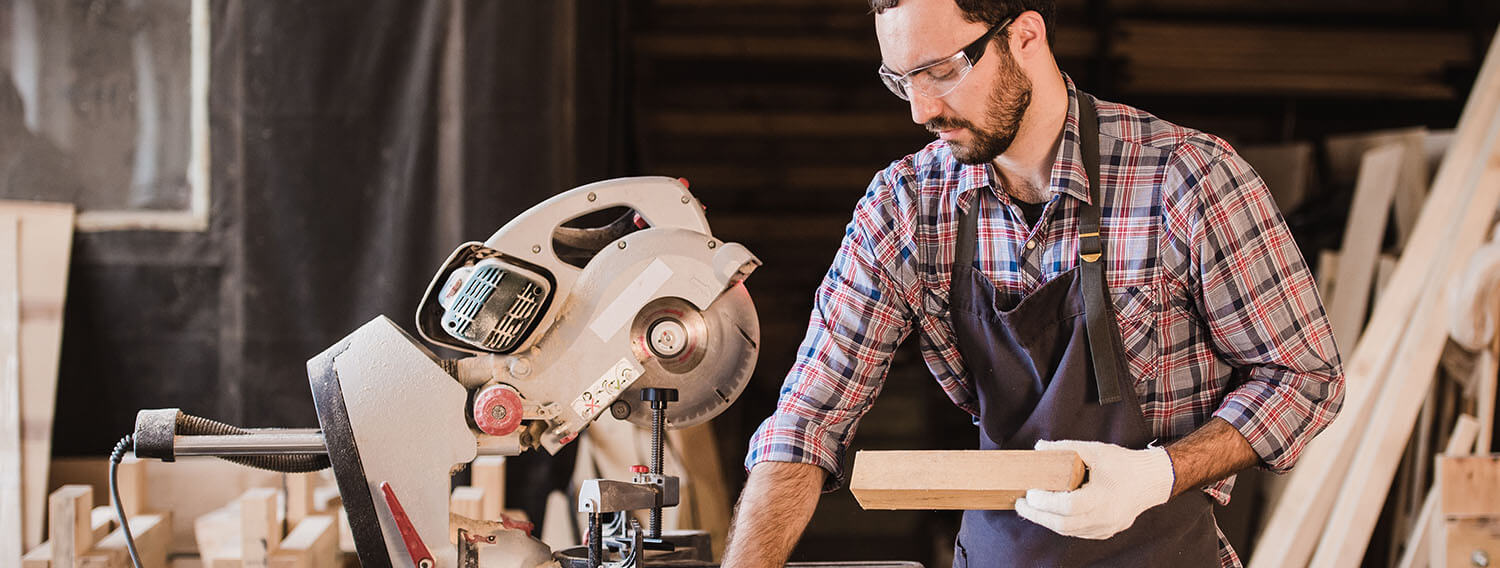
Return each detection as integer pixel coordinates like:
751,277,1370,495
380,482,435,568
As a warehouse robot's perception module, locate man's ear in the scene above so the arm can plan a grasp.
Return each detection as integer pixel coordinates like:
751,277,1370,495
1009,10,1050,60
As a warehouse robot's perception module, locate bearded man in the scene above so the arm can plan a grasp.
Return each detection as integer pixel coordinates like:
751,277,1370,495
721,1,1345,566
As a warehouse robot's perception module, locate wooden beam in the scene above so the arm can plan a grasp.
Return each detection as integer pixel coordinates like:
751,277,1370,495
241,488,280,568
1323,128,1428,250
470,457,506,521
1252,27,1500,568
1437,454,1500,567
284,473,315,528
450,487,485,520
849,450,1084,510
1395,414,1478,568
79,513,171,568
269,515,337,568
0,201,76,552
1327,143,1405,351
111,457,146,518
1,214,21,568
49,485,94,568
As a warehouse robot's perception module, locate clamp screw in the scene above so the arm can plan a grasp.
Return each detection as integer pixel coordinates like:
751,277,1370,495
531,245,541,253
617,241,627,249
1474,550,1491,567
708,241,717,249
587,192,597,202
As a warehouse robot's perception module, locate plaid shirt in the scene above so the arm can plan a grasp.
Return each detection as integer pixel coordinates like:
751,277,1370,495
747,78,1343,563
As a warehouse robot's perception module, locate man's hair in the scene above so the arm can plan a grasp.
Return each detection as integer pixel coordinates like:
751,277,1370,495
869,0,1057,48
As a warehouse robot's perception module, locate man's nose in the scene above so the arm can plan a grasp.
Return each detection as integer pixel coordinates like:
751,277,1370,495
908,90,943,125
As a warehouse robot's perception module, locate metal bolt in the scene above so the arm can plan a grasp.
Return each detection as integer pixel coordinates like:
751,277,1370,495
587,192,597,202
420,559,434,568
1474,549,1491,567
531,244,541,253
708,241,717,249
489,405,508,421
610,400,631,420
617,241,627,249
681,196,690,204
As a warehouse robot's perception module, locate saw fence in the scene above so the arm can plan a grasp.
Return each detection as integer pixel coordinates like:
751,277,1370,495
1246,26,1500,568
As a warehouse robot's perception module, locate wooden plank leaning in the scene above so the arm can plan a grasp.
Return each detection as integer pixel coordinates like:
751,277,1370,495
1308,45,1500,568
1249,25,1500,568
1326,143,1405,350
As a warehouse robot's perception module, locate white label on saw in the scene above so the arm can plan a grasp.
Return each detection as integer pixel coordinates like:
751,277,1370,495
572,358,640,421
590,258,673,342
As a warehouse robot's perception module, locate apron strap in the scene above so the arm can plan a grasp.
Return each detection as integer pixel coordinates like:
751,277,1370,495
953,95,1127,405
1076,95,1128,405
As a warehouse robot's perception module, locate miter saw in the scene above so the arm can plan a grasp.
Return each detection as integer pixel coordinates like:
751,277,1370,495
116,177,761,568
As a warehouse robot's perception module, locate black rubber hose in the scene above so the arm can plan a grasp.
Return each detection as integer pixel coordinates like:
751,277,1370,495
172,412,330,473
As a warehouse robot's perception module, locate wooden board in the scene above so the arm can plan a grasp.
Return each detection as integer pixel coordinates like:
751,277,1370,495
1306,68,1500,567
80,513,171,568
284,474,314,529
1395,414,1478,568
1251,28,1500,568
269,515,337,568
1323,128,1429,249
450,487,484,520
1440,518,1500,568
49,485,93,568
241,488,279,568
1,214,22,567
470,456,505,521
1327,143,1405,351
0,201,76,552
1439,456,1500,517
849,450,1085,510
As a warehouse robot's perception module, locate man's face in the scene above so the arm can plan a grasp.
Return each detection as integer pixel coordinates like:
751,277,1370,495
875,0,1033,164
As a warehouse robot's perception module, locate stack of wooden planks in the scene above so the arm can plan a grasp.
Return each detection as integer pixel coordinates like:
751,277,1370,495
1250,25,1500,568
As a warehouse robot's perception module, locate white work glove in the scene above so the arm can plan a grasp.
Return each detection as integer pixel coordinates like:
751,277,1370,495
1014,439,1176,540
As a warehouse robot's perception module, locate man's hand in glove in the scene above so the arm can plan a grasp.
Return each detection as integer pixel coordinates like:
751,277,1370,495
1014,418,1261,540
1014,439,1174,540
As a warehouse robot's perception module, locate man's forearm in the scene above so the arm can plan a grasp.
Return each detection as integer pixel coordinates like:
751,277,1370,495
1165,417,1260,496
722,461,826,567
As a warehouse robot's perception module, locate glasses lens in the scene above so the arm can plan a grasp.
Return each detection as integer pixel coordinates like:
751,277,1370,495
878,68,910,101
913,57,971,99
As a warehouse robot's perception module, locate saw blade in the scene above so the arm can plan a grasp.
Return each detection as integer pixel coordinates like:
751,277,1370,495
621,285,759,430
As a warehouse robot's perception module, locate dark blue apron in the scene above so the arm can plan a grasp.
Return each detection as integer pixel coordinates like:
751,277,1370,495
948,96,1220,567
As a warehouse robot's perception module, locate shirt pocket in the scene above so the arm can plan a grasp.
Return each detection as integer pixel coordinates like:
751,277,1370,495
1110,284,1159,385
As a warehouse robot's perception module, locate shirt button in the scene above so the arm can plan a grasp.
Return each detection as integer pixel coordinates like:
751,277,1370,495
1025,240,1036,250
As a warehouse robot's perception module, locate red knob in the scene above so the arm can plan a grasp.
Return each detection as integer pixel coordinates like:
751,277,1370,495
630,465,650,474
473,384,525,437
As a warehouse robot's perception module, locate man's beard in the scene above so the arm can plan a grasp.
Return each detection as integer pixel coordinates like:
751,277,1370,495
925,47,1032,165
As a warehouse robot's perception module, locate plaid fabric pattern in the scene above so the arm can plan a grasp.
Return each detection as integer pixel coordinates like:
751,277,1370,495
746,78,1343,565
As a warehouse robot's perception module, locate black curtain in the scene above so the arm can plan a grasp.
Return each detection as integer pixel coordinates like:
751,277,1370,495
53,0,634,488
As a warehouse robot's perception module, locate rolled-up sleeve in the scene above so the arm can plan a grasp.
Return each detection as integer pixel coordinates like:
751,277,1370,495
745,172,917,491
1188,150,1345,473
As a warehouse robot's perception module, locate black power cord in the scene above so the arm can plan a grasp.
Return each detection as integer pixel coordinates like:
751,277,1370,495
110,435,144,568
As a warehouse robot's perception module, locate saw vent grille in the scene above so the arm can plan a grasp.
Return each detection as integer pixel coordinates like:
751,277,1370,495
448,264,504,338
483,280,544,350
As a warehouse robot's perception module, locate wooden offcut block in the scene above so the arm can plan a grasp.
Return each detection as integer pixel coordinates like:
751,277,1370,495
450,486,485,520
241,488,280,568
470,456,506,520
269,515,337,568
49,485,94,568
849,450,1085,510
1440,456,1500,517
79,513,171,568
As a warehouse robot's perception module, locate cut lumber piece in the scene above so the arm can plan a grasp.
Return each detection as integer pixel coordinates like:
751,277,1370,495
112,457,146,518
1307,89,1500,568
1439,455,1500,517
1315,249,1339,304
1437,455,1500,567
80,513,171,568
269,515,337,568
22,541,48,568
1,201,76,552
1324,128,1429,250
470,456,505,520
849,450,1085,510
241,488,280,568
1251,27,1500,568
1328,143,1405,351
1,214,21,568
89,507,113,543
1375,254,1398,301
49,485,94,568
450,486,485,520
284,473,314,528
1395,414,1478,568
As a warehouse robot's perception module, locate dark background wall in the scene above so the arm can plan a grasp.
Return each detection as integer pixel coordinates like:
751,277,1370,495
44,0,1500,565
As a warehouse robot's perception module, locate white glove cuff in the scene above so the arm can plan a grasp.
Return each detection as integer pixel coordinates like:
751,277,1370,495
1135,446,1176,508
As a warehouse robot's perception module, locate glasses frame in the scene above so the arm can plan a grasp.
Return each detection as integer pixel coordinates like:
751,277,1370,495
877,16,1014,101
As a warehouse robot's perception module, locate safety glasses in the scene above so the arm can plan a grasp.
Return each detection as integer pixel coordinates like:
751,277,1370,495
877,16,1013,101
